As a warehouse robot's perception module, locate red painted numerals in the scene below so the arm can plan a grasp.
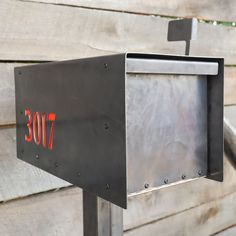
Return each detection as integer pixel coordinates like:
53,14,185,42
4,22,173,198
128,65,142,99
25,109,56,150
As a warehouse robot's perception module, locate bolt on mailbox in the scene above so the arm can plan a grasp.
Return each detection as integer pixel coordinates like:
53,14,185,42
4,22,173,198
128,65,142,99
15,53,224,209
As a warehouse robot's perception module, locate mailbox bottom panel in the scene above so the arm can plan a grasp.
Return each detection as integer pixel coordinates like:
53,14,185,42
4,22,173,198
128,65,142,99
126,74,208,194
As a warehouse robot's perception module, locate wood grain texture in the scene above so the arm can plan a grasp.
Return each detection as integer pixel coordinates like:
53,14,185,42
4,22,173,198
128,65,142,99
0,127,70,202
0,63,25,125
1,1,236,64
225,67,236,105
224,106,236,166
0,155,236,236
214,225,236,236
0,187,83,236
27,0,236,22
125,191,236,236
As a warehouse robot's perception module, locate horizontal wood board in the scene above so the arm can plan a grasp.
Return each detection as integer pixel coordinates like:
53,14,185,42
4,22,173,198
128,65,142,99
27,0,236,22
0,127,70,202
0,1,236,64
0,154,236,235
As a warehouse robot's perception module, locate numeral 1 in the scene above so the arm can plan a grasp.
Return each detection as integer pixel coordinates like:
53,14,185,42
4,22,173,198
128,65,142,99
33,112,41,145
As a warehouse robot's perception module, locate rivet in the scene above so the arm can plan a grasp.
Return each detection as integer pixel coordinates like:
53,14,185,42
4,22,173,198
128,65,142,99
36,154,39,159
106,184,110,190
104,123,109,130
182,174,186,180
144,183,149,189
164,179,168,184
104,63,108,69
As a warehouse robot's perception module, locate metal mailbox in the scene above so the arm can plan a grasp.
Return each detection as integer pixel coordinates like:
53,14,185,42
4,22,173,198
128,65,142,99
15,53,224,209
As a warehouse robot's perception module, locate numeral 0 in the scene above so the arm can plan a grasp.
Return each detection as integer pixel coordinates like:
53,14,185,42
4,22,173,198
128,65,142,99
25,109,56,150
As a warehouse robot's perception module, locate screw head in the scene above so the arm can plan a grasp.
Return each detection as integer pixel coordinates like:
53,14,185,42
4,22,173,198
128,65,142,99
182,174,186,180
104,63,108,69
18,71,22,75
164,179,168,184
104,123,109,130
77,172,81,177
144,183,149,189
36,154,39,159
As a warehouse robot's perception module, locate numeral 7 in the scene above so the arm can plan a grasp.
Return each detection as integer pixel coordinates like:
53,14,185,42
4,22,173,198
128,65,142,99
47,113,56,150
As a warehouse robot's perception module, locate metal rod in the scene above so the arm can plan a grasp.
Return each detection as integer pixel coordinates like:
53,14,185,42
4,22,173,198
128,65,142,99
83,190,123,236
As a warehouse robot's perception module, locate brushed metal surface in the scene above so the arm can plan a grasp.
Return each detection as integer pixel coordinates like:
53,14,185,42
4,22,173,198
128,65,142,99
126,74,208,193
126,58,218,75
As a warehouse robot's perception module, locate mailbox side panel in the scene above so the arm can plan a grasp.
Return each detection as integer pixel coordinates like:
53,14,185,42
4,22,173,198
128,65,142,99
207,58,224,181
15,54,127,208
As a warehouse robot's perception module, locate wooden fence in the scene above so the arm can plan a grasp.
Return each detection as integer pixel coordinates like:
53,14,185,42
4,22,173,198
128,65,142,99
1,0,236,235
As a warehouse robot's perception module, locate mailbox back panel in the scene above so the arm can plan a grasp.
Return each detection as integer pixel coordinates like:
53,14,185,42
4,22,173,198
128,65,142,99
126,74,208,193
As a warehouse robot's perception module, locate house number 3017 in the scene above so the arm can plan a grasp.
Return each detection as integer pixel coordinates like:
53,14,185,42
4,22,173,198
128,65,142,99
24,109,56,150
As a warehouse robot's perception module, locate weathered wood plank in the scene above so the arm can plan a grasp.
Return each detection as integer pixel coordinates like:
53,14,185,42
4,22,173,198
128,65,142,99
0,152,235,233
225,67,236,105
214,225,236,236
28,0,236,22
224,105,236,165
0,187,83,236
1,1,236,64
125,191,236,236
1,164,236,236
0,127,70,202
0,63,25,125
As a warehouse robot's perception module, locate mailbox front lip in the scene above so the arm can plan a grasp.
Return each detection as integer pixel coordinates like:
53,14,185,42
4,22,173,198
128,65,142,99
126,58,219,75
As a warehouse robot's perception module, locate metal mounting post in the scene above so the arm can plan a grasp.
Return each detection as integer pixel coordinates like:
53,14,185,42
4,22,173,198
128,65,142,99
83,190,123,236
167,18,198,55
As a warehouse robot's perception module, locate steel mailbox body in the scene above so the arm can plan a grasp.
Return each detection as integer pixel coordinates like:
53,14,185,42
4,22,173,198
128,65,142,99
15,53,224,209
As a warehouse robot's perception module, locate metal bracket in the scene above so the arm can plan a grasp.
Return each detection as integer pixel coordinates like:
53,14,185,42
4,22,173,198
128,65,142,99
167,18,198,55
